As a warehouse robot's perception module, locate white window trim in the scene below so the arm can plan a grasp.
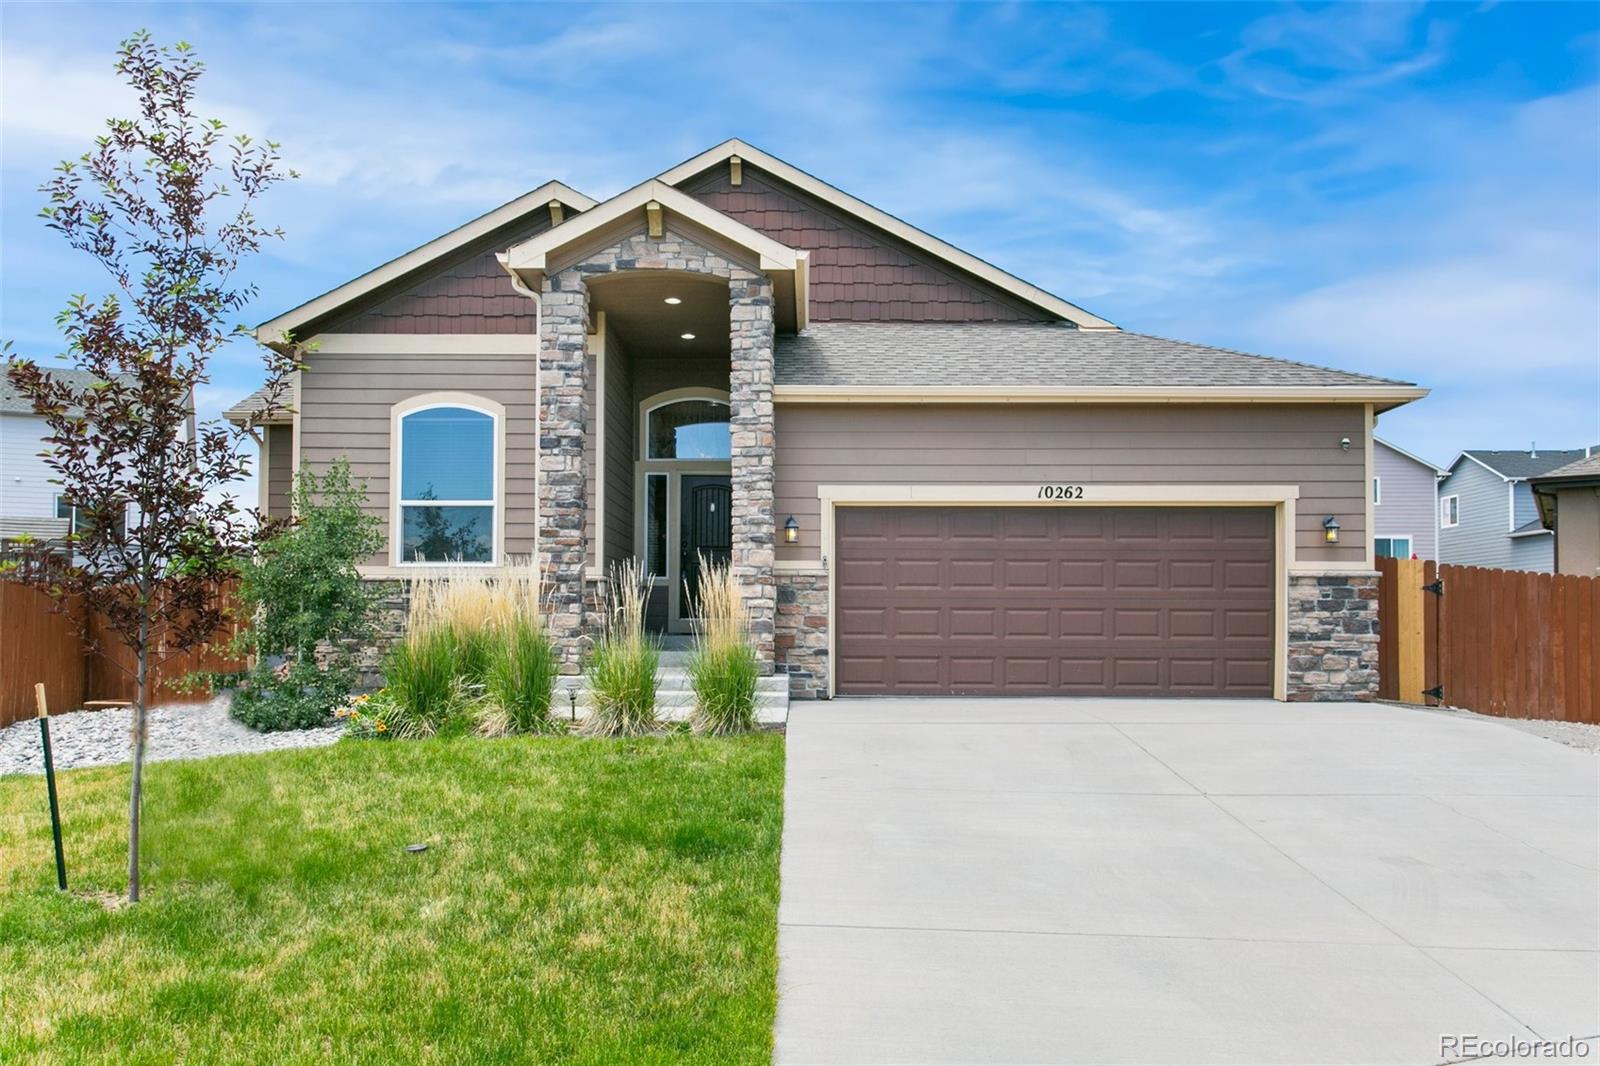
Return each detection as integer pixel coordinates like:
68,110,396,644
1441,494,1460,529
390,393,506,567
1372,476,1381,506
1376,534,1413,559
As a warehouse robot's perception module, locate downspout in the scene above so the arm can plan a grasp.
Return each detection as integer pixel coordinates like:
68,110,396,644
499,253,542,564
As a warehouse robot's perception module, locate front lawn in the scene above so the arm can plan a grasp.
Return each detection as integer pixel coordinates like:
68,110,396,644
0,733,784,1064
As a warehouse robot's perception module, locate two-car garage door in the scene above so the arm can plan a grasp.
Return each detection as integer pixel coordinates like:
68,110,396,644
834,506,1275,697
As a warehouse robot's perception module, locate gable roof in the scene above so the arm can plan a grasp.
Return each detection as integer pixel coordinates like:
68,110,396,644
256,180,595,343
1449,448,1597,481
773,323,1426,408
1375,437,1448,476
656,140,1117,330
501,178,810,332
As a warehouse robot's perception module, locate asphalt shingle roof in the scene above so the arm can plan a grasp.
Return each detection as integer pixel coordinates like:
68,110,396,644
1530,453,1600,482
1463,448,1598,480
0,367,119,414
222,384,293,425
773,323,1412,389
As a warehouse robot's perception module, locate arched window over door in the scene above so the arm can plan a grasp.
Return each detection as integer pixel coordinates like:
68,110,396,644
645,397,731,460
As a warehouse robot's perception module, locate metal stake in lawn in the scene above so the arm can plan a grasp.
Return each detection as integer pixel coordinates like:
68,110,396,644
34,683,68,891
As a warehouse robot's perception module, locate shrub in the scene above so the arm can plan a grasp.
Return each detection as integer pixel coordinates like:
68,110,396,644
582,558,660,736
225,459,384,731
688,557,760,734
476,614,560,736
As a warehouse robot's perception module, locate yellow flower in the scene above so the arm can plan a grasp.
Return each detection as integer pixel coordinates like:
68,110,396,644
375,721,388,733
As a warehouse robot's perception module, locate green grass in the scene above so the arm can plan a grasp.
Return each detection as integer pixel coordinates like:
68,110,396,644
0,734,785,1065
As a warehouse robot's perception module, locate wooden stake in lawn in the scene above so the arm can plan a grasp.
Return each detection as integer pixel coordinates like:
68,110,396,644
35,684,67,892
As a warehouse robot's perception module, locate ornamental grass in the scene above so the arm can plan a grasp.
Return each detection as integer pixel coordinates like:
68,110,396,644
688,557,760,735
582,558,660,737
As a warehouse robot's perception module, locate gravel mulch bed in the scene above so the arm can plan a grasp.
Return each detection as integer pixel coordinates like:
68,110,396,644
0,695,342,776
1409,703,1600,753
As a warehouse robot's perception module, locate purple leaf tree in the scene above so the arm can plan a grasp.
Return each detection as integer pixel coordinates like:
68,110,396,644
3,31,302,902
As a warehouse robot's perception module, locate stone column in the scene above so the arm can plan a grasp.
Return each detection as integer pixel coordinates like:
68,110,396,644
728,271,777,671
538,270,590,672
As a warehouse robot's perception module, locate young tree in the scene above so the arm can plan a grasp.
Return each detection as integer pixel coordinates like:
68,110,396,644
3,32,301,902
228,459,384,732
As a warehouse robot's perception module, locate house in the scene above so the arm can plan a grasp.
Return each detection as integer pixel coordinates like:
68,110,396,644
227,139,1427,702
1372,437,1445,561
0,369,105,551
1437,447,1597,572
1530,453,1600,576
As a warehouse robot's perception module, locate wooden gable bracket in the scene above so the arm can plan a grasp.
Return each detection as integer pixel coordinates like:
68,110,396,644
729,155,742,186
548,199,564,226
645,200,664,238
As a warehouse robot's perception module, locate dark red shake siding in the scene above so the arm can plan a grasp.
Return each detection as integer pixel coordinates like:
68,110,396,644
315,212,557,336
680,166,1055,323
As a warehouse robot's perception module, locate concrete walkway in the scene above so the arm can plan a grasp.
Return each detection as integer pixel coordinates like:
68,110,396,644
775,699,1600,1065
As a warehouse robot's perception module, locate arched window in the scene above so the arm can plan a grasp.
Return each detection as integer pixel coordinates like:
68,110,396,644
394,400,499,564
645,398,731,460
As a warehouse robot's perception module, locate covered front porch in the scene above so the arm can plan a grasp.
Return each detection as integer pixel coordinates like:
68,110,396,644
498,179,810,673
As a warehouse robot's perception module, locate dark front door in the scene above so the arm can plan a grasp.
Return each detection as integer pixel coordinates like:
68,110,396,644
679,475,732,619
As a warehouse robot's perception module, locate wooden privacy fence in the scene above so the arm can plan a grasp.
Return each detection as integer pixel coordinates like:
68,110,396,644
1378,557,1598,723
0,580,243,728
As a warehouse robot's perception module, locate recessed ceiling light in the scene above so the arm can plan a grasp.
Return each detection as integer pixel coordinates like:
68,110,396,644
663,297,682,305
680,332,696,340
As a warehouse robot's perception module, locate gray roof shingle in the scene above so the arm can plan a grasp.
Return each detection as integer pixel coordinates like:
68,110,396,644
1529,453,1600,482
1463,448,1598,480
773,323,1413,389
0,367,121,414
223,384,293,425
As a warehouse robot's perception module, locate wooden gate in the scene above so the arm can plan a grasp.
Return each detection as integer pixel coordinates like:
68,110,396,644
1378,558,1598,723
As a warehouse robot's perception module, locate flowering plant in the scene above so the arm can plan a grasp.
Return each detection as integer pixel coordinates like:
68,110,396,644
335,691,396,740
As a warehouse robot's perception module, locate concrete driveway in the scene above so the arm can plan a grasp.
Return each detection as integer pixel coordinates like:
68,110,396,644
775,699,1600,1065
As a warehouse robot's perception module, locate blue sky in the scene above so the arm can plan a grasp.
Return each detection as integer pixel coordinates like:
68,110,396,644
3,1,1597,494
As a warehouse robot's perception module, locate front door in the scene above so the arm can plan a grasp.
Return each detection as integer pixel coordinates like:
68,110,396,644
676,475,732,629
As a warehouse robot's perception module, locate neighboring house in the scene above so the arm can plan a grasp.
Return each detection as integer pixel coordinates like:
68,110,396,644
1437,447,1597,573
227,139,1427,702
0,369,103,550
1530,453,1600,576
1372,437,1445,561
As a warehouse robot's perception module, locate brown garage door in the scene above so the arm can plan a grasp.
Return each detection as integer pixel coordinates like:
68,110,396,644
835,506,1275,697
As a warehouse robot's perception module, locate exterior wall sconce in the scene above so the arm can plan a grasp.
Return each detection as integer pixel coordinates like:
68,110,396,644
1323,515,1341,544
1339,437,1352,451
784,515,800,544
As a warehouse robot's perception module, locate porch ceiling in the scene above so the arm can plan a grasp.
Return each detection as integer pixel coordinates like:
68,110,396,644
590,273,730,360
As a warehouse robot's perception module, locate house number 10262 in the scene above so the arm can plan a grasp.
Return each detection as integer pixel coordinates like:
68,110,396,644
1037,485,1085,500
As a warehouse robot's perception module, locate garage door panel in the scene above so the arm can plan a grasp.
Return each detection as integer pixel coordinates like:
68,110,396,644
835,506,1275,697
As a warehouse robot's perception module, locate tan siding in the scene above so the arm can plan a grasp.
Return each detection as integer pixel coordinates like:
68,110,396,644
604,332,635,566
298,350,537,566
632,356,730,402
681,165,1054,324
266,424,294,517
775,404,1368,565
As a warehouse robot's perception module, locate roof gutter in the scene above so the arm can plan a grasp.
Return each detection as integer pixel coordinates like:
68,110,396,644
772,384,1430,407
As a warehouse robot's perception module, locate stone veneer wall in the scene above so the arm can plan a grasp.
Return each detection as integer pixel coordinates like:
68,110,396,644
538,227,776,673
1286,572,1379,701
775,571,829,699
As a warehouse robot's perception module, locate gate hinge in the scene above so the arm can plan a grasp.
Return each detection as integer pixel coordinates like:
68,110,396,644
1423,580,1444,597
1422,685,1444,701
